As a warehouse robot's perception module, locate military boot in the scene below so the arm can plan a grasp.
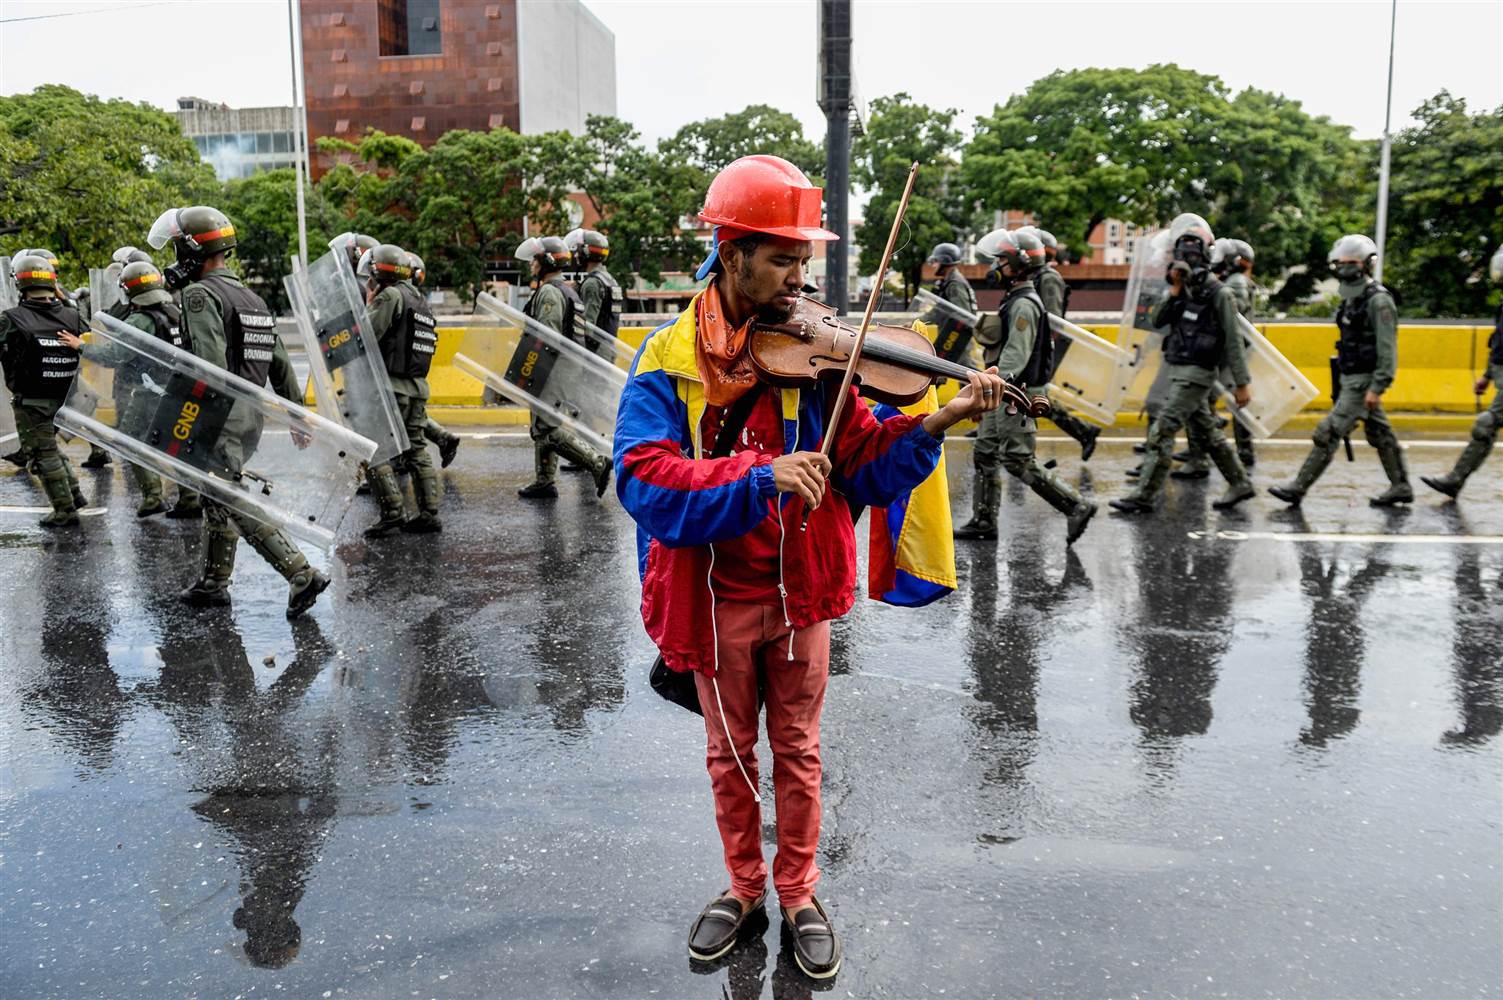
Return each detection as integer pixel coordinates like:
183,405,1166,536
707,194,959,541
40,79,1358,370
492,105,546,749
1051,406,1100,461
166,489,203,519
37,460,79,528
1029,470,1096,545
518,443,559,499
2,448,26,469
70,486,89,511
1207,439,1255,509
180,513,237,606
1420,425,1493,498
1171,442,1211,480
81,444,111,469
1370,438,1414,507
437,434,460,469
1270,439,1338,506
363,464,408,537
133,464,167,518
285,567,331,619
401,467,443,534
953,471,999,539
550,428,611,498
1111,443,1172,514
240,519,327,617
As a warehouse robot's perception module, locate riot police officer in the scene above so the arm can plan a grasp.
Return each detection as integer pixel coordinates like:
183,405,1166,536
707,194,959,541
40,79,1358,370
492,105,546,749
919,241,979,365
955,228,1096,545
1110,214,1254,514
514,235,612,500
567,228,623,361
1020,225,1100,462
0,252,87,526
58,261,195,518
1177,237,1258,478
148,205,330,616
403,252,461,470
330,232,378,275
1422,243,1502,497
359,243,443,536
1270,234,1411,507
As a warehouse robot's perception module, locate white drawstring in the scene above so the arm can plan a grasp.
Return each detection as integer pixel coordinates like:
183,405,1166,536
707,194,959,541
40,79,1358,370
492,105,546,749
707,545,761,805
777,393,799,661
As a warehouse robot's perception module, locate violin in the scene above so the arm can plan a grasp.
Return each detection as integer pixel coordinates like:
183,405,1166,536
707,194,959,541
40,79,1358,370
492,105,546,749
749,294,1044,415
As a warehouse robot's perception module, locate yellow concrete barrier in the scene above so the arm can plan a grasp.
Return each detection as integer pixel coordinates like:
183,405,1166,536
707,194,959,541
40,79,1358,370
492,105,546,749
411,320,1493,415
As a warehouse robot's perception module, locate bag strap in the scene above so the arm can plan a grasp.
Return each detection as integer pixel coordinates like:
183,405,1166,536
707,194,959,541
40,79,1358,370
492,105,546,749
709,382,765,459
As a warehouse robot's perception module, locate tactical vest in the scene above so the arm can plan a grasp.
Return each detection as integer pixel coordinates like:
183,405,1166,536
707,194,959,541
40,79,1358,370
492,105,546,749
3,298,83,399
1033,267,1071,319
525,277,581,343
996,284,1053,387
1163,278,1227,371
195,272,277,387
1489,301,1502,367
131,302,184,349
579,267,622,339
1333,282,1389,375
381,282,438,379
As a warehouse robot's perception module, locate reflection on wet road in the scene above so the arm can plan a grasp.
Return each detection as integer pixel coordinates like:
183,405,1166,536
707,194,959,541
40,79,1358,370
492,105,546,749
2,436,1499,999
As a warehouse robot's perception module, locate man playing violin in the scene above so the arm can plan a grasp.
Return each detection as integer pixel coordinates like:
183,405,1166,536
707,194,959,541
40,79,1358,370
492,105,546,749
612,154,1005,980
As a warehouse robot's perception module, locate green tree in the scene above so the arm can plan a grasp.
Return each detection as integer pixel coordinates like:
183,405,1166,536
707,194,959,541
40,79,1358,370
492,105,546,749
0,85,218,285
563,115,704,286
853,93,966,301
1382,93,1503,316
963,65,1232,257
660,104,823,178
220,168,332,313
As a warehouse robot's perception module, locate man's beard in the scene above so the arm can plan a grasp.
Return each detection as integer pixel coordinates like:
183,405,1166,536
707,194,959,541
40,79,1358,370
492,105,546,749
736,258,796,324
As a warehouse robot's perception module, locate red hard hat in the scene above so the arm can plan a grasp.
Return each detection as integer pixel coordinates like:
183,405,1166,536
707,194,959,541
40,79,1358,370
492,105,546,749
699,155,839,242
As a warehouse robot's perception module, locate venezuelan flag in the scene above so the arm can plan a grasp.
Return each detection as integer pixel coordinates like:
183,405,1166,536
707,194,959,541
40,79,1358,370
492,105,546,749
867,386,957,607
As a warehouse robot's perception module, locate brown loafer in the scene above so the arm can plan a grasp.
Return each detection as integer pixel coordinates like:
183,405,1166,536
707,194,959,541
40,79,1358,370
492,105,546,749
781,896,842,980
688,888,767,962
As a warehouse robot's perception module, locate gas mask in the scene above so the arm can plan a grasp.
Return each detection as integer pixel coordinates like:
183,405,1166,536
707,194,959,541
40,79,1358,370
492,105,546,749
163,244,205,291
1330,261,1365,283
1172,237,1210,287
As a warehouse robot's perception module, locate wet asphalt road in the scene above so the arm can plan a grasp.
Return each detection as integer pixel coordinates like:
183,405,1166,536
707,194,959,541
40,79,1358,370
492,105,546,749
1,432,1500,1000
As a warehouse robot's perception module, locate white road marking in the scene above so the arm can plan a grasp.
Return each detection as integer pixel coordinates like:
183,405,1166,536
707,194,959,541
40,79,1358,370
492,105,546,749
0,506,108,516
1188,529,1503,546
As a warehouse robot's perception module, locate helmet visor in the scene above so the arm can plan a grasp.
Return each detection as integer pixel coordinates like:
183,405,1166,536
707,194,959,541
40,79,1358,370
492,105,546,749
514,237,545,262
147,209,183,251
355,248,375,280
1488,246,1503,284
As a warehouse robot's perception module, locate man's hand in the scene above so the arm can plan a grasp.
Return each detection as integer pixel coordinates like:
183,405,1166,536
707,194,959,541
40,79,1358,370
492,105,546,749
923,368,1008,436
1364,389,1382,410
57,330,83,350
1233,384,1252,408
1475,375,1492,395
771,451,831,509
1167,263,1187,296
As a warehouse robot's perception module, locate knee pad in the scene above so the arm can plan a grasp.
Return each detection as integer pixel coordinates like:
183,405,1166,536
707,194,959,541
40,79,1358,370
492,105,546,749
1311,422,1337,449
1362,421,1393,448
1474,411,1498,443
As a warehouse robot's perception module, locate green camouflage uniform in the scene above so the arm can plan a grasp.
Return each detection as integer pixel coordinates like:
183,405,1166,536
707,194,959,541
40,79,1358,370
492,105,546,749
523,275,607,492
364,280,441,528
1036,266,1098,453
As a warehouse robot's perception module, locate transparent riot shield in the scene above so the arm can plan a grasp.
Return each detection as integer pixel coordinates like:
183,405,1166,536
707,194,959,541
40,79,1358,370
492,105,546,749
1047,315,1131,426
284,251,410,467
1212,315,1319,439
56,314,377,550
0,366,17,454
1113,230,1174,410
576,313,638,370
457,292,626,454
0,257,17,310
911,287,983,364
88,265,125,320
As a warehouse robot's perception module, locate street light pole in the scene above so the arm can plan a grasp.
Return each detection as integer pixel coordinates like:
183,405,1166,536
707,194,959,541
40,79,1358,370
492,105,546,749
1374,0,1397,284
819,0,851,314
287,0,308,268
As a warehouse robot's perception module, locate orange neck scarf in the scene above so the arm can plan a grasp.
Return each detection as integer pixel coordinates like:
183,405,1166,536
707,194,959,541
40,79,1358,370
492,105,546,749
695,280,760,407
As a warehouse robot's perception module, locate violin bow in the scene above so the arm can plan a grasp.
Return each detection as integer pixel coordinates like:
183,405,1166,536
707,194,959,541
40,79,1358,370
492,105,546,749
803,160,921,530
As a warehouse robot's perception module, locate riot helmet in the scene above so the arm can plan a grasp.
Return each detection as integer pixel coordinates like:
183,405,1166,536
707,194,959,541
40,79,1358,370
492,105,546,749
515,236,571,275
120,261,172,305
17,248,58,264
1490,244,1503,285
330,232,378,272
406,252,426,286
358,244,412,285
1229,239,1255,272
1168,213,1214,285
1033,228,1059,262
148,206,237,290
564,228,610,269
976,228,1042,287
112,245,152,266
1328,234,1378,282
926,242,962,268
11,253,60,294
1210,238,1236,276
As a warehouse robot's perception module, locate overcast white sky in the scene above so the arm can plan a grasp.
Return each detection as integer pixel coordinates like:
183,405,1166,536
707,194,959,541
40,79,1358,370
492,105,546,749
2,0,1499,146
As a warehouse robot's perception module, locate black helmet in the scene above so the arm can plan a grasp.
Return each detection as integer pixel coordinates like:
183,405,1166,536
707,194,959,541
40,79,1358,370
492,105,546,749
406,252,426,286
120,261,171,303
926,242,962,267
331,232,378,272
11,253,60,293
564,228,610,268
515,236,571,273
358,243,413,285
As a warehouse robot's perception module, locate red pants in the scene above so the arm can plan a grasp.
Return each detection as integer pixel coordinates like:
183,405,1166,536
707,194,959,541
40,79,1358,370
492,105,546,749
694,601,830,909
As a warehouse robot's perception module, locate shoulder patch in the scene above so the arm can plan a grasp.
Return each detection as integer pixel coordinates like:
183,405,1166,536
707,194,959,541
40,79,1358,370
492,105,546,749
185,287,209,313
1015,314,1029,331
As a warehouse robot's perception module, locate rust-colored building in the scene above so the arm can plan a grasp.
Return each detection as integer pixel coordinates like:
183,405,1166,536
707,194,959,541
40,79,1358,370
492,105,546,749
300,0,615,176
